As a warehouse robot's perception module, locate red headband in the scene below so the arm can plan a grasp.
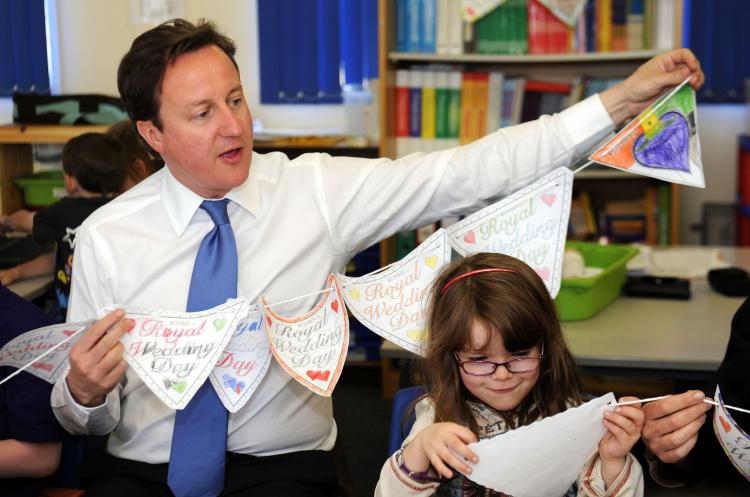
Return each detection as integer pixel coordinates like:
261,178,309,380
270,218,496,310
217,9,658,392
440,268,518,295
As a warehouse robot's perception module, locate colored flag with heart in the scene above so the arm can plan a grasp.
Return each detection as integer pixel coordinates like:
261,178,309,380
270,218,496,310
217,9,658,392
209,304,273,413
261,274,349,397
338,229,451,356
105,298,249,410
590,77,704,188
446,167,573,298
459,0,508,22
712,386,750,481
536,0,587,27
0,321,92,384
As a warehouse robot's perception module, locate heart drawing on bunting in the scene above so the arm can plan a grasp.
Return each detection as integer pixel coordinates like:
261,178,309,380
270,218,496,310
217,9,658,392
262,274,349,397
719,415,732,433
541,193,557,206
424,256,438,269
536,267,550,281
114,299,248,410
463,230,476,244
633,112,689,172
348,288,360,301
407,329,427,341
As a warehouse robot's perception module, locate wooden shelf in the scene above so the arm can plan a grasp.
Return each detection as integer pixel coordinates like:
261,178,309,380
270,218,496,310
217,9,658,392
388,50,661,64
0,124,110,144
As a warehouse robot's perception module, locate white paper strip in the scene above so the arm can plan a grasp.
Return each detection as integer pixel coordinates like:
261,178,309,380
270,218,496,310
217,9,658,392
446,167,573,297
712,386,750,482
262,274,349,397
208,305,272,413
338,229,452,356
466,392,616,497
110,298,248,410
0,321,92,384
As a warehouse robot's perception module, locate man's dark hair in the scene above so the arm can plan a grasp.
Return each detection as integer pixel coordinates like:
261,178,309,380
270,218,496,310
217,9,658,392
117,19,237,143
62,133,128,195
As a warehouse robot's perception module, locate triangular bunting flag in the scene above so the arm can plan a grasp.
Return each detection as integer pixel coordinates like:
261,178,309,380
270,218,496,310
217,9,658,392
0,321,92,384
537,0,587,27
111,298,248,410
338,229,452,356
466,393,616,496
209,305,272,413
712,386,750,481
446,167,573,297
460,0,508,22
262,274,349,397
590,78,704,188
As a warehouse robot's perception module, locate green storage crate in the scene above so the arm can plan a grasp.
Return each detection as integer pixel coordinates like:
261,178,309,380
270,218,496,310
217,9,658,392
555,242,639,321
13,171,66,207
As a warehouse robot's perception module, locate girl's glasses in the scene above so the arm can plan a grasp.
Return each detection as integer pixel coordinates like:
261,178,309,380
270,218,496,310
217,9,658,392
454,346,544,376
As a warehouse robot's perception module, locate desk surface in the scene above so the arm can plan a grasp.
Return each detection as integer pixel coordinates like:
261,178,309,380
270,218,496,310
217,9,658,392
7,274,54,301
381,247,750,375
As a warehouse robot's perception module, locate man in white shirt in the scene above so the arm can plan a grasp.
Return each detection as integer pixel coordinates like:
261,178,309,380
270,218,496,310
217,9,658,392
51,18,704,497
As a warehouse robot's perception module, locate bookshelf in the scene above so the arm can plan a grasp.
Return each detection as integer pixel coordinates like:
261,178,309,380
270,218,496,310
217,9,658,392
376,0,683,264
0,125,110,215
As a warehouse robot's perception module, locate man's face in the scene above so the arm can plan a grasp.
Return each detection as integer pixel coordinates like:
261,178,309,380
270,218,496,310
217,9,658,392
138,45,253,199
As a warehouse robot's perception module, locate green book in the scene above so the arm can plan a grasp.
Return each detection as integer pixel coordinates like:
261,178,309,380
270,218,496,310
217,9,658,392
657,182,671,245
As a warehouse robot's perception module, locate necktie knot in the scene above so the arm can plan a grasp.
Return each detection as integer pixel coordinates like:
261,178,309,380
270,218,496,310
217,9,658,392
200,199,230,226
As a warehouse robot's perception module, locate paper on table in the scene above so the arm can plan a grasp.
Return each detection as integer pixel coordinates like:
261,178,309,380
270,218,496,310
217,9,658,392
628,245,729,278
465,392,615,497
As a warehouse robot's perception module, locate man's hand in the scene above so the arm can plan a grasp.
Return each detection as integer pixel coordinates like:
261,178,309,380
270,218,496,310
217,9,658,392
641,390,712,464
66,309,132,407
601,48,705,125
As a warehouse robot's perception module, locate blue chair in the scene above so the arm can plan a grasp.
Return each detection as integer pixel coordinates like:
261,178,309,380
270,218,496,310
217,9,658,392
387,386,428,455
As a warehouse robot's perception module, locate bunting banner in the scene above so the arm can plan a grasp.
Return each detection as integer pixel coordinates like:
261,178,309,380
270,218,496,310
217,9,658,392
590,78,704,188
0,321,92,384
209,305,273,413
446,167,573,298
466,392,616,496
459,0,507,22
262,274,349,397
712,386,750,482
338,229,452,356
109,298,249,410
537,0,587,27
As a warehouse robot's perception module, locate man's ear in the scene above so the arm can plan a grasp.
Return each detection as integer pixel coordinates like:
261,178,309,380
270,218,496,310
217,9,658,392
136,120,164,155
63,173,79,196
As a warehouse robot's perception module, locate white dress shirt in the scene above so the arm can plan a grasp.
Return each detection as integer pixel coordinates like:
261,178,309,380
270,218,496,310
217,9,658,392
51,95,613,463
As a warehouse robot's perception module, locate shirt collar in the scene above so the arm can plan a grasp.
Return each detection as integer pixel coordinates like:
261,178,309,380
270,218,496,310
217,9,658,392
160,155,261,236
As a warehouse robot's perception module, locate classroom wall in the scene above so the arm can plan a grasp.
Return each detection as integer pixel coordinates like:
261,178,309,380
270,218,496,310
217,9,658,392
39,1,750,244
53,0,346,132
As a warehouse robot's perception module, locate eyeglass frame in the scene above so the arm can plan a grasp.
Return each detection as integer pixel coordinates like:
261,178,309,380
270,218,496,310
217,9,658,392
454,345,545,376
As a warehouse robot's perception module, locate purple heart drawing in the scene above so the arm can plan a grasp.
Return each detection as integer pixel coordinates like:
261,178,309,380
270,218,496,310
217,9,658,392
633,111,690,172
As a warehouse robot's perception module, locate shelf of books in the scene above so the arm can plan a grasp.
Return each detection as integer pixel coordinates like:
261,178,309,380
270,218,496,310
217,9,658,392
376,0,683,264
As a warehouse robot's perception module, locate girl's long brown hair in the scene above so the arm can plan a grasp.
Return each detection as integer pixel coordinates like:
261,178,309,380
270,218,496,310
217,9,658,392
417,253,582,434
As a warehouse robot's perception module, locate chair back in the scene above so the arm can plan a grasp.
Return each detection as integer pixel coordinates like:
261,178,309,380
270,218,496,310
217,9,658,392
387,385,428,455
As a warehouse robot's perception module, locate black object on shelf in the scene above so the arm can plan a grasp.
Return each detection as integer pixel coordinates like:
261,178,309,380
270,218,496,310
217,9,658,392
623,275,691,300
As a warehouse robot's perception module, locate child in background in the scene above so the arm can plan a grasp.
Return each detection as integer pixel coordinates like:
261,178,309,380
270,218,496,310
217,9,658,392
0,133,127,321
105,120,164,192
0,284,64,497
376,253,645,497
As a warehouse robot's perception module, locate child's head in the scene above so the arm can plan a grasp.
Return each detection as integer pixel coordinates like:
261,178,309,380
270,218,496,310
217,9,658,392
422,253,582,431
106,120,164,192
62,133,128,197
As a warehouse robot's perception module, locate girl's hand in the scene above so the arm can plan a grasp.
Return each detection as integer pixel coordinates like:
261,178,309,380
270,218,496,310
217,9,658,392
598,397,644,488
403,422,478,479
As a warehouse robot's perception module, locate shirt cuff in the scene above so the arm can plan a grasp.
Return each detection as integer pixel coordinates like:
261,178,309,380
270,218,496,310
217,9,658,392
557,94,615,155
388,452,440,492
50,375,113,435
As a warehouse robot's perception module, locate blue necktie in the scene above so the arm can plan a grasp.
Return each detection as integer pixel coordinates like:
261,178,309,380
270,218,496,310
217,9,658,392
168,199,237,497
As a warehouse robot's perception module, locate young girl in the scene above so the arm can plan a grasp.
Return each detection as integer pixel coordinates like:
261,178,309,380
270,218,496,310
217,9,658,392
376,253,644,497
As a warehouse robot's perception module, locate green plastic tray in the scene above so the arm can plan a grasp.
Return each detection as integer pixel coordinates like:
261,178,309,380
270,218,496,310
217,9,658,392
14,171,66,207
554,241,640,321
